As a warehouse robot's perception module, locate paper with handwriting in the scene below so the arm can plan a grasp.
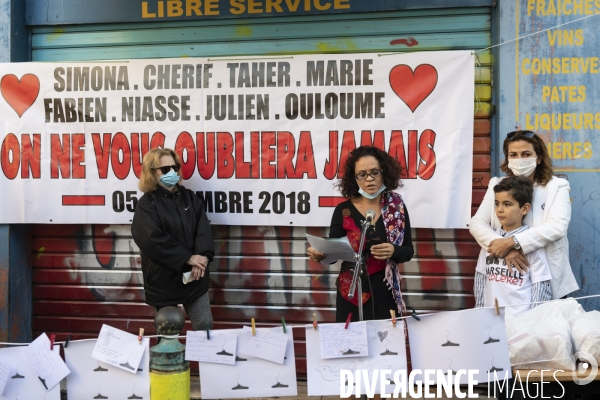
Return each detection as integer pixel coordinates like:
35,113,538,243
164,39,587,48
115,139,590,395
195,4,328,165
306,320,408,396
319,321,369,359
92,324,146,374
199,327,297,399
65,339,150,400
185,331,237,365
0,358,11,395
238,326,288,364
0,345,60,400
21,333,70,391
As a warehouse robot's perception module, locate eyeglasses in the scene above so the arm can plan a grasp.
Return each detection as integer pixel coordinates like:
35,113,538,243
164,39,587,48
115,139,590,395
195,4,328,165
153,164,181,174
355,169,382,180
506,130,536,140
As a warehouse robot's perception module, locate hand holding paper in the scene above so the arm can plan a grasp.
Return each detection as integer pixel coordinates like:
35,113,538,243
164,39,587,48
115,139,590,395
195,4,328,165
306,234,356,266
183,271,194,284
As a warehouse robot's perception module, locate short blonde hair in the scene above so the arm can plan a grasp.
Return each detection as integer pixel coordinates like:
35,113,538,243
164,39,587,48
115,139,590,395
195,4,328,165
139,148,183,193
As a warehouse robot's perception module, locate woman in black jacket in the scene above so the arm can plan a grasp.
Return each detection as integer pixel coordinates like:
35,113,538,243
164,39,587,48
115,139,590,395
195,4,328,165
131,148,214,331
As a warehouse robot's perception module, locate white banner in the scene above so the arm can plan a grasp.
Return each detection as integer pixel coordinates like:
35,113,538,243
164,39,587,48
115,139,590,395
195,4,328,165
0,51,473,227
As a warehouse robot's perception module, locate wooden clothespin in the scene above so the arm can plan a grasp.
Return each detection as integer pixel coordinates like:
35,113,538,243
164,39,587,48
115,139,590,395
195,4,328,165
281,317,287,334
344,313,352,329
49,334,56,350
494,298,500,315
390,310,397,327
411,309,421,321
251,318,256,336
312,313,318,330
138,328,144,344
64,334,72,348
206,328,210,340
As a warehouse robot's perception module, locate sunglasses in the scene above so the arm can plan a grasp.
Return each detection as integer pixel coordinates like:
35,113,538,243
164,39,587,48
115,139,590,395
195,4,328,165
153,164,181,174
506,130,536,140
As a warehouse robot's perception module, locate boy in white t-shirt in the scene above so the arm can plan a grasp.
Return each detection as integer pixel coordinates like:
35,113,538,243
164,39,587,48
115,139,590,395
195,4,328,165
474,176,552,316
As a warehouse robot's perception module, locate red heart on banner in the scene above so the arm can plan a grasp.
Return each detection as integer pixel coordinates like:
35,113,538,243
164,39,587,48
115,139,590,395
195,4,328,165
389,64,438,113
1,73,40,117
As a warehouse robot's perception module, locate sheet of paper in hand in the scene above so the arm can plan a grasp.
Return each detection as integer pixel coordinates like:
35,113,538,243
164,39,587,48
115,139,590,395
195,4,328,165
182,271,194,284
0,358,12,395
199,327,297,399
305,234,357,265
306,320,408,396
238,326,288,364
21,333,70,391
406,307,512,384
65,340,150,400
0,346,61,400
185,331,237,365
319,321,369,359
92,324,147,374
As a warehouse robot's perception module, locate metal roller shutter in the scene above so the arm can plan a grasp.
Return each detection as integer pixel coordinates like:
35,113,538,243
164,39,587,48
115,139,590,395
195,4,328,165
31,7,492,375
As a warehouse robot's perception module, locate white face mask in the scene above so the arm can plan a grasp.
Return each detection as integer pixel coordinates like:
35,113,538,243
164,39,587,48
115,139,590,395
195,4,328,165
508,158,537,177
359,184,386,200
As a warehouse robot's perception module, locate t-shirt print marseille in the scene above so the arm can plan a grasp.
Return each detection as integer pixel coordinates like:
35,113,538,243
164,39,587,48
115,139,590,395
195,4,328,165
475,239,552,316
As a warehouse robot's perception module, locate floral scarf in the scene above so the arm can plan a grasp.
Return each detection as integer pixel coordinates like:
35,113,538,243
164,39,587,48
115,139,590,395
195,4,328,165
338,191,406,315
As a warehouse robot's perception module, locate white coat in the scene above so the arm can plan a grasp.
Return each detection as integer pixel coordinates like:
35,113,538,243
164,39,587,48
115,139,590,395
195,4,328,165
469,176,579,299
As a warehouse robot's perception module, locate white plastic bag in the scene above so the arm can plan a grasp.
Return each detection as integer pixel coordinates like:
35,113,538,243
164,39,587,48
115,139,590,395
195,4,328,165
506,299,583,370
569,310,600,364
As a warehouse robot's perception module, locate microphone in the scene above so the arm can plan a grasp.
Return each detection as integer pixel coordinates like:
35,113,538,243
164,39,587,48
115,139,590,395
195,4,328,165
365,209,375,224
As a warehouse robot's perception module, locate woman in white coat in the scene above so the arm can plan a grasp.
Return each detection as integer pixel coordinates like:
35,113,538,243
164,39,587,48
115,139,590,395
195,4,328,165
469,130,579,299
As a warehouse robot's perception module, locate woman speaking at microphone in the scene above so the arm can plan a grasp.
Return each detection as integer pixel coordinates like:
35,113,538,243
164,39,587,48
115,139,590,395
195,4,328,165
307,146,414,322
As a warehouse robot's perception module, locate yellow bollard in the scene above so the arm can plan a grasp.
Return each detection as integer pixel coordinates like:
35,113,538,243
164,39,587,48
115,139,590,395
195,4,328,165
150,307,191,400
150,369,190,400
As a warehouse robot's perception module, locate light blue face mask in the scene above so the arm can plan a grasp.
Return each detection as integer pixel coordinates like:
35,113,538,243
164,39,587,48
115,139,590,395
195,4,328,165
159,170,180,188
358,184,386,200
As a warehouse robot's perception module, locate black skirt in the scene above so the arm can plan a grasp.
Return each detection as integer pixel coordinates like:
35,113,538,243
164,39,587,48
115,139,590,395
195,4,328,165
335,269,397,322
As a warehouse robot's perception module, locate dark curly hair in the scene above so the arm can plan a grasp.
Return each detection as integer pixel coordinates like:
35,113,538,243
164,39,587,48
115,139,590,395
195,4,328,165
335,146,403,198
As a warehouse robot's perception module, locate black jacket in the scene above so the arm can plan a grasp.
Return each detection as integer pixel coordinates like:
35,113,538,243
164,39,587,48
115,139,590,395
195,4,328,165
131,184,214,306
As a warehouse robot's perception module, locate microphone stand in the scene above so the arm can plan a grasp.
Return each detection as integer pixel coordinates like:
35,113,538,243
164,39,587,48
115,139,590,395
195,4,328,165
347,217,371,322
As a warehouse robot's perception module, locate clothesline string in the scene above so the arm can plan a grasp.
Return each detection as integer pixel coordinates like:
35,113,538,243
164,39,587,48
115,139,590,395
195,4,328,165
0,293,598,347
474,11,600,53
376,11,600,57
